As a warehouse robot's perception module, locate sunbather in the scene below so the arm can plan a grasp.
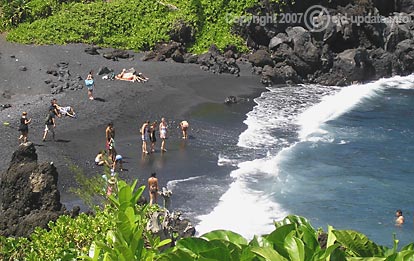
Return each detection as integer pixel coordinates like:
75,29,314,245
54,104,76,118
115,68,149,83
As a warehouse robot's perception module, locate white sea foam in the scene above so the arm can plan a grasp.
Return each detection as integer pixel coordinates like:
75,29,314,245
167,176,202,191
217,154,239,167
196,149,293,238
297,75,414,140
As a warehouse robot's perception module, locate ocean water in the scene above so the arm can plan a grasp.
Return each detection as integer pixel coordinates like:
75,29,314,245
192,75,414,247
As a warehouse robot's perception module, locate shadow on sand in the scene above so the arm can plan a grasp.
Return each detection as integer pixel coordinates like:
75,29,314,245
93,97,106,102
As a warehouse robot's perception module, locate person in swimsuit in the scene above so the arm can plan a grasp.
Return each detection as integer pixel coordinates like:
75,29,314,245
180,120,189,139
105,122,115,159
85,71,94,100
95,150,111,167
115,68,148,82
141,120,150,154
42,108,56,142
18,111,31,144
395,209,404,226
159,117,168,152
54,104,76,118
147,172,159,206
149,121,157,153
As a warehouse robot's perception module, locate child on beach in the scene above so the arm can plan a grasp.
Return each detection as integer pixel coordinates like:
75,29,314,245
18,111,31,144
112,154,124,172
85,71,94,100
95,150,111,167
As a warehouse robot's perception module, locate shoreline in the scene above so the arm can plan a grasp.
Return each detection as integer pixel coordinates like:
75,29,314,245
0,35,265,216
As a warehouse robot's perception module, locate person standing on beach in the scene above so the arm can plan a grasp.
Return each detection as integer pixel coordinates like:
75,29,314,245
395,209,404,226
180,120,189,139
85,71,95,100
141,120,150,154
159,118,168,152
42,108,56,141
105,122,115,149
148,172,159,206
50,98,61,117
149,121,157,153
18,112,31,144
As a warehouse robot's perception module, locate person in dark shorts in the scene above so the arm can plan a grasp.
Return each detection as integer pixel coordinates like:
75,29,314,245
42,109,56,141
149,121,157,153
18,111,31,144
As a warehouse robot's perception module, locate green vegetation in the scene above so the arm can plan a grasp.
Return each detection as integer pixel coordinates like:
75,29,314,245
1,176,414,260
0,0,286,53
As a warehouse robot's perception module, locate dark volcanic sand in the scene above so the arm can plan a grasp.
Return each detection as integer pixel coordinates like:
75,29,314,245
0,35,264,217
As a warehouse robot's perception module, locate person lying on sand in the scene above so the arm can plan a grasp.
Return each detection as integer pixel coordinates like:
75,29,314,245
115,68,149,83
54,104,76,118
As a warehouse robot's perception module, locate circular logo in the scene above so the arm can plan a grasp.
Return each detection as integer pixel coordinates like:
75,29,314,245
304,5,330,32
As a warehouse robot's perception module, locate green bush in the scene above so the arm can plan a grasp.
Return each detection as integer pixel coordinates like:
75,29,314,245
3,0,288,53
0,207,115,260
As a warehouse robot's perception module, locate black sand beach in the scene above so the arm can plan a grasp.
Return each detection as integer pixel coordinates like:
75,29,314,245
0,35,264,218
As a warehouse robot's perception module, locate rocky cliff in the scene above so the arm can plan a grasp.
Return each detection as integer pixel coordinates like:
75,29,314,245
0,142,64,237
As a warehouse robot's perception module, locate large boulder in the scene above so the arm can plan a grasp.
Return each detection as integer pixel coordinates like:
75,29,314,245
169,20,195,45
369,48,394,78
397,0,414,13
316,48,375,85
248,49,273,67
103,49,132,60
197,45,240,75
286,26,320,65
394,39,414,75
0,142,64,237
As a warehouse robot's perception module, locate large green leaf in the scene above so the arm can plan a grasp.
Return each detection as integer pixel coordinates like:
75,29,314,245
265,224,296,258
156,249,195,261
400,243,414,252
250,246,288,261
175,237,215,257
275,215,315,232
284,232,305,261
332,230,385,257
201,230,248,247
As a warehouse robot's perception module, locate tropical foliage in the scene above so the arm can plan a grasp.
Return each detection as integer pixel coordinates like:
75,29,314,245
1,177,414,260
1,0,287,53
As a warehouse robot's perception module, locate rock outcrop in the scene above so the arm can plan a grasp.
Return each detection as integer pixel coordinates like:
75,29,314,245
240,0,414,86
0,142,65,237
